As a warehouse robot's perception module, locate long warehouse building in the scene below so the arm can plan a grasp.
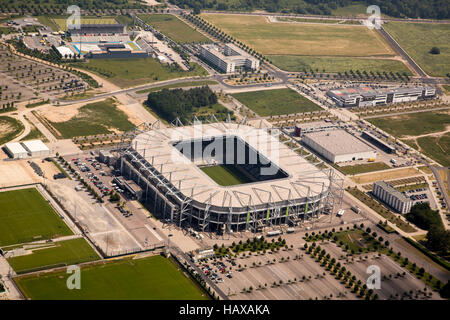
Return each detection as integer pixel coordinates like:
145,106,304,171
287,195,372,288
302,130,376,163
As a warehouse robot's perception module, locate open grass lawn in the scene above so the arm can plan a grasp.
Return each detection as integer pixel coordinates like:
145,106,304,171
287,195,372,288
201,165,252,186
36,16,60,31
0,188,73,247
267,55,411,74
383,22,450,77
0,116,25,145
335,229,379,254
15,255,208,300
351,167,421,185
77,58,208,88
367,111,450,137
201,14,394,57
8,238,100,274
338,162,390,175
53,17,118,31
231,88,322,116
417,133,450,167
48,98,135,139
138,14,210,43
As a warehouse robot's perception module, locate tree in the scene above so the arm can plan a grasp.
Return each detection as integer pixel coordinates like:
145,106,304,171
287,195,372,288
430,47,440,54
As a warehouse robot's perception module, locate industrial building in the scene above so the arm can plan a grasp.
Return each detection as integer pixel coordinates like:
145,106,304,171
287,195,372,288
327,86,436,107
4,142,28,159
22,140,50,157
361,131,396,154
86,43,148,59
372,181,413,214
302,130,376,163
294,121,349,137
199,43,260,73
119,122,343,233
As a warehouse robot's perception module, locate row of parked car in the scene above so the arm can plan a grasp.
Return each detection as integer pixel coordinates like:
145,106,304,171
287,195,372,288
409,193,428,201
87,172,110,196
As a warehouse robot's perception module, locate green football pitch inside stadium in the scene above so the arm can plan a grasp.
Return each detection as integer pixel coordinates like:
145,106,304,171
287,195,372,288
9,238,100,274
15,255,208,300
0,188,73,247
200,164,253,186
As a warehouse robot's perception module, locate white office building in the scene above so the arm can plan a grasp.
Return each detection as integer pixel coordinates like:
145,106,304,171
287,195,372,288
372,181,413,214
199,43,259,73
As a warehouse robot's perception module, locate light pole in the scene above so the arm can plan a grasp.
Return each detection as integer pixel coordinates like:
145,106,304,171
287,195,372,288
167,234,173,256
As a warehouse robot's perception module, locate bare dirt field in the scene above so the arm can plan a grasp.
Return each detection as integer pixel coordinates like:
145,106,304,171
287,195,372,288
0,160,40,187
352,167,422,184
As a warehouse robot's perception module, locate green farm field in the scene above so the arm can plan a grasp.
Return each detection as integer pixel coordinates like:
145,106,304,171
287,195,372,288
8,238,100,274
267,55,412,74
416,133,450,167
367,110,450,137
76,58,208,88
231,88,322,116
201,14,394,57
15,255,208,300
0,188,73,247
137,14,210,43
383,22,450,77
47,98,135,139
201,165,252,186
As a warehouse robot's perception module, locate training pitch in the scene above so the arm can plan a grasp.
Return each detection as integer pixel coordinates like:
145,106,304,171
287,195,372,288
15,255,208,300
0,188,73,247
8,238,100,274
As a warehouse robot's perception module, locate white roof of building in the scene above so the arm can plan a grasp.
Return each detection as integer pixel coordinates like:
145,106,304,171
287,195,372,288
5,142,28,154
22,140,50,153
57,46,74,57
304,130,375,156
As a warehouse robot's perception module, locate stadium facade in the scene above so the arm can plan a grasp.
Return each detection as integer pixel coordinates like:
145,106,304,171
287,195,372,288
119,122,343,233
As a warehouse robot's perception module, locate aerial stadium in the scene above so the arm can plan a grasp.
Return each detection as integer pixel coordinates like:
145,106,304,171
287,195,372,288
119,122,343,233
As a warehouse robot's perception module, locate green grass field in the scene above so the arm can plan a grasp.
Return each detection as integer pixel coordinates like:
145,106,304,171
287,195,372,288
0,188,73,247
383,22,450,77
335,229,379,254
367,111,450,137
76,58,208,88
201,165,252,186
15,255,208,300
0,116,25,145
8,238,100,274
53,17,118,31
338,162,390,175
48,98,135,139
201,14,394,57
416,133,450,167
231,88,322,116
138,14,210,43
268,55,412,74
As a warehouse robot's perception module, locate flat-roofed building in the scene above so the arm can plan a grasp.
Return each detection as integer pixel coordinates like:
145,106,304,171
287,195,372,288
295,121,349,137
303,130,376,163
21,140,50,157
373,181,413,214
4,142,28,159
327,86,436,107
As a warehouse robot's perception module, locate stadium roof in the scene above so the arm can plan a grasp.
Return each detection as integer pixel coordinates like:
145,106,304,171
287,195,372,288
304,130,375,156
131,123,331,207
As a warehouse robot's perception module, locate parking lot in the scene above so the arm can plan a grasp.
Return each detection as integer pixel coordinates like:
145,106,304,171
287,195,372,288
200,248,358,300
